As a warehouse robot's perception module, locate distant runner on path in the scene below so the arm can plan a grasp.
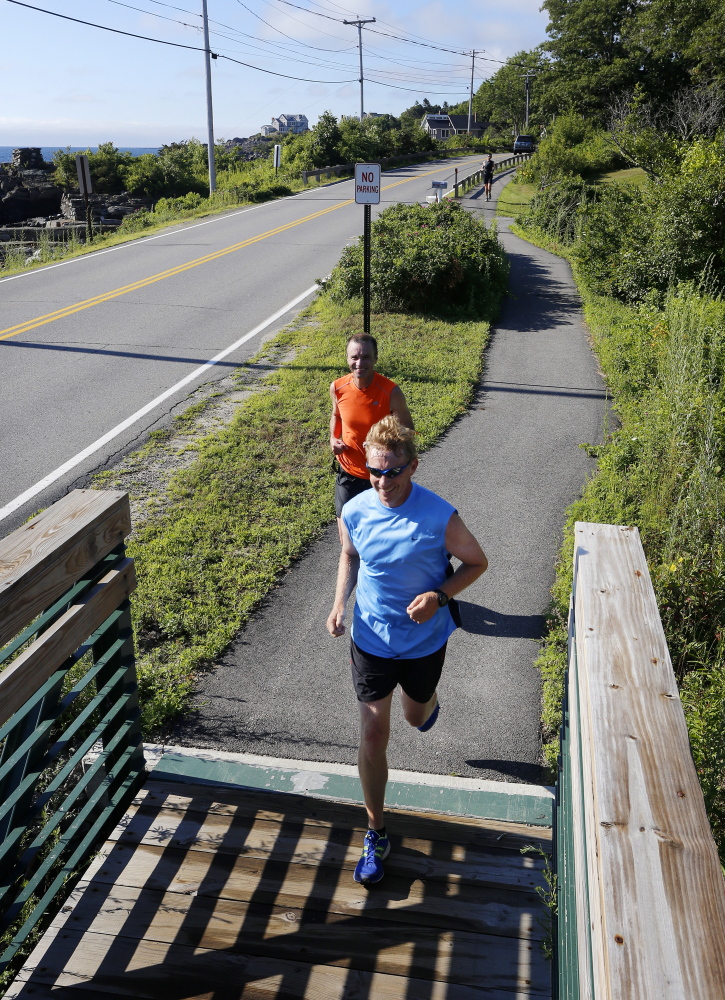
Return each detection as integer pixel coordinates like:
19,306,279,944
326,416,488,885
483,154,494,202
329,334,413,541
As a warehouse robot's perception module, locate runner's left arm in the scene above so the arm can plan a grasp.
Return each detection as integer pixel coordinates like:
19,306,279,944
327,520,360,636
407,514,487,625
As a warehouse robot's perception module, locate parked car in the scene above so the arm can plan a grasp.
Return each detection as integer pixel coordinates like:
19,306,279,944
513,135,535,153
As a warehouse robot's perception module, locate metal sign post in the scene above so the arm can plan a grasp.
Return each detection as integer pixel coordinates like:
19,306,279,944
354,163,381,335
273,144,281,176
75,154,93,243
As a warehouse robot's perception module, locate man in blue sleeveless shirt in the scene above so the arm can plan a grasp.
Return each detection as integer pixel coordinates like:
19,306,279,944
327,415,488,885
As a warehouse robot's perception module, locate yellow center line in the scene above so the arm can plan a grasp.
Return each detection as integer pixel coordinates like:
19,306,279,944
0,161,468,342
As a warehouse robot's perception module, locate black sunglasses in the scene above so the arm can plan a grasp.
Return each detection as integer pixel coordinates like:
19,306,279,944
366,461,411,479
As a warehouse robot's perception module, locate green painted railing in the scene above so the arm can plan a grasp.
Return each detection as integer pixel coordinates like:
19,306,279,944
554,522,725,1000
0,490,145,976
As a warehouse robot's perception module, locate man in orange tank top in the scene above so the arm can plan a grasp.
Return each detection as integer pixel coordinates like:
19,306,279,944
330,334,413,539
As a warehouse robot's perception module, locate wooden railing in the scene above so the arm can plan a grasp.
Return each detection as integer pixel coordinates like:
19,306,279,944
448,153,531,199
301,147,479,185
556,522,725,999
0,490,145,975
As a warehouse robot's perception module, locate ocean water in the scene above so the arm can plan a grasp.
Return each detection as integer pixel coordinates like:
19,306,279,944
0,146,159,163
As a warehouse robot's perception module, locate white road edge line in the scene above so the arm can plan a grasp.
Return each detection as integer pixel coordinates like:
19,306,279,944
0,284,318,524
0,156,477,285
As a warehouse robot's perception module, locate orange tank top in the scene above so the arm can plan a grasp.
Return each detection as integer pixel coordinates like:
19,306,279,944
334,371,396,479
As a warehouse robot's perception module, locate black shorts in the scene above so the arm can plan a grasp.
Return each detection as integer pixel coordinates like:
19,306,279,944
350,639,447,704
335,469,372,517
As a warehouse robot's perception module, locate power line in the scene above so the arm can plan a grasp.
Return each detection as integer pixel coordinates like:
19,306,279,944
143,0,200,14
6,0,207,52
105,0,200,30
218,52,353,82
233,0,353,53
5,0,356,82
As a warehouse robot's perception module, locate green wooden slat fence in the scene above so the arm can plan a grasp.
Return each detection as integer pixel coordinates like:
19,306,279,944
0,490,146,978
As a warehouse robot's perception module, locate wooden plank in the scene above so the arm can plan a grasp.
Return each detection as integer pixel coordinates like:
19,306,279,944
0,558,136,727
123,786,548,870
0,490,130,648
33,881,550,993
9,924,545,1000
137,780,552,852
573,522,725,999
566,593,595,1000
110,801,546,892
87,839,546,941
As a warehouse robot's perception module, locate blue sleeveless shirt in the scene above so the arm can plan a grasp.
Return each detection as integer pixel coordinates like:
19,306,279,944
342,482,457,658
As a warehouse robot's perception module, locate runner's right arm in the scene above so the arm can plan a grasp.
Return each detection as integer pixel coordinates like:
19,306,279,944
327,520,360,636
390,385,415,430
329,382,346,455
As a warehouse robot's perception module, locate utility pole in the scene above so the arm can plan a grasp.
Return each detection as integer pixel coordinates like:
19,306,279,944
202,0,217,192
344,17,376,121
467,50,476,134
520,71,537,129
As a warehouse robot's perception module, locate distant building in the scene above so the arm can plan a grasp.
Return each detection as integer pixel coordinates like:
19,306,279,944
261,114,309,136
421,113,487,140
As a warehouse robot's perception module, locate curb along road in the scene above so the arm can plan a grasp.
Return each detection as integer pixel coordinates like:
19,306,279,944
172,170,607,784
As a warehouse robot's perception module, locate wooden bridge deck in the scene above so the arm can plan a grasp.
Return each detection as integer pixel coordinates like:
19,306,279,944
7,776,552,1000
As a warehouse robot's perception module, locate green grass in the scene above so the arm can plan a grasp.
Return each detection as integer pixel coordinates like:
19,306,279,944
495,180,537,217
99,296,493,734
594,166,648,185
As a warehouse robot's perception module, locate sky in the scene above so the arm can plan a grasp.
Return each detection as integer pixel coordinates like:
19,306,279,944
1,0,550,146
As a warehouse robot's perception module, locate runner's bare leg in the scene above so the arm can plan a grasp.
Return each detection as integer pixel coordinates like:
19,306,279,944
358,693,393,829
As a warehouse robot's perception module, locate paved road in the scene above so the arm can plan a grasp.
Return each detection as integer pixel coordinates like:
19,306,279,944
171,172,607,784
0,154,486,534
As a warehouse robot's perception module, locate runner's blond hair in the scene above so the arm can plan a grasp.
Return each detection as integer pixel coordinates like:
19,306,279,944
364,415,417,464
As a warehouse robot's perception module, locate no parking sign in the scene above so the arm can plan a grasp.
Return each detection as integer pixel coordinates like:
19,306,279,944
355,163,380,204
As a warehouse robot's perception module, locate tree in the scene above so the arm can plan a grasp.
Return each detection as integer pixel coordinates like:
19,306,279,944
306,111,343,166
541,0,665,117
474,50,550,134
636,0,725,88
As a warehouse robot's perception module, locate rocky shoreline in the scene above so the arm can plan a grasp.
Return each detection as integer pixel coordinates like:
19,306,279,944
0,147,153,262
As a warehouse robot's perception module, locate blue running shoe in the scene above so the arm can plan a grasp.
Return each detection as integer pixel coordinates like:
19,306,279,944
353,829,391,885
417,701,440,732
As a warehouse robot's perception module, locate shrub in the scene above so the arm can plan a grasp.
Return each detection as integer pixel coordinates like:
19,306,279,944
324,201,509,317
518,114,625,187
520,177,599,245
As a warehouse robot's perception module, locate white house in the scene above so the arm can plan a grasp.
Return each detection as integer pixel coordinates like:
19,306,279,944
421,113,486,139
261,114,309,136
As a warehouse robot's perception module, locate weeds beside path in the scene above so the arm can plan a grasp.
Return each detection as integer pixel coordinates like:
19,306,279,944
514,219,725,860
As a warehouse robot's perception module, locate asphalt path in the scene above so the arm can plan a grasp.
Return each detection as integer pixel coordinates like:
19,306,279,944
0,154,487,535
171,171,607,784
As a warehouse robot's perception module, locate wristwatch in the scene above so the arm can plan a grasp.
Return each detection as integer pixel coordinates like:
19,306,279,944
433,589,449,607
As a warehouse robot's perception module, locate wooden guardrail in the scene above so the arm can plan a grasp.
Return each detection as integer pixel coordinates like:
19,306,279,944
556,522,725,999
449,153,531,199
301,147,479,186
0,490,145,975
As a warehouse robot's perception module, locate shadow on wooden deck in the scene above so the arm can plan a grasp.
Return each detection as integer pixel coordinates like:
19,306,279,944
7,779,553,1000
